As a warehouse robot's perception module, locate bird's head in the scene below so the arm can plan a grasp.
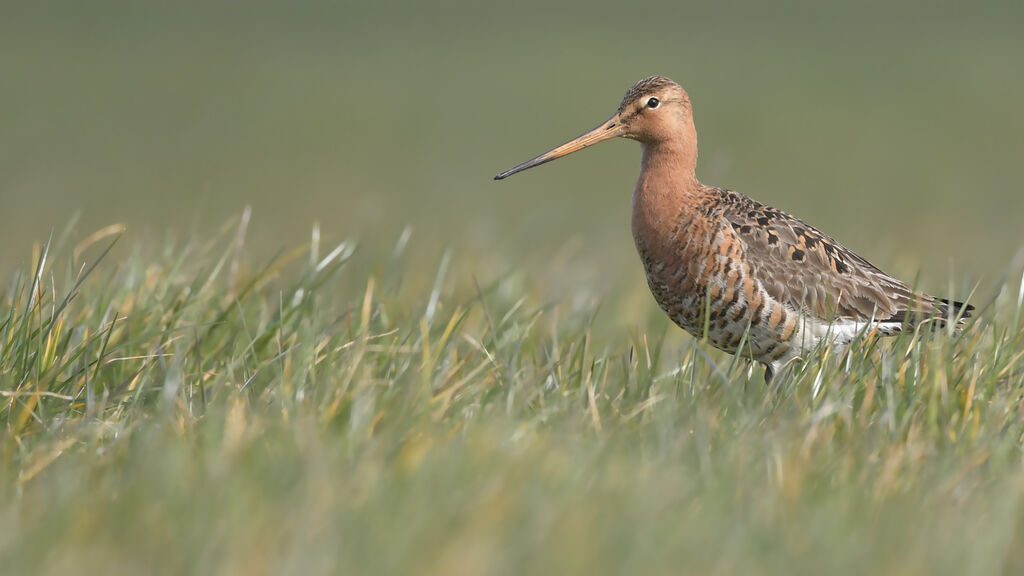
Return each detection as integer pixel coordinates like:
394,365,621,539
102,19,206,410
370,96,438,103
495,76,694,180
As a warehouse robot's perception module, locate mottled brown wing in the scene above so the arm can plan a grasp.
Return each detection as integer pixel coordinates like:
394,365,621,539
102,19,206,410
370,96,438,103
712,188,930,322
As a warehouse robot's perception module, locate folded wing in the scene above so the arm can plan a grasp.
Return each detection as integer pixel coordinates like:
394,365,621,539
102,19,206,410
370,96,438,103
713,187,972,328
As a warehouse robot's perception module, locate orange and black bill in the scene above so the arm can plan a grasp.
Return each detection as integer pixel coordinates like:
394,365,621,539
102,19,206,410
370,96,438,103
494,115,624,180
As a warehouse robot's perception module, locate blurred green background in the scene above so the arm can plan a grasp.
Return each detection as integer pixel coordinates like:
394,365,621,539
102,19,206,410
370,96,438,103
2,0,1022,304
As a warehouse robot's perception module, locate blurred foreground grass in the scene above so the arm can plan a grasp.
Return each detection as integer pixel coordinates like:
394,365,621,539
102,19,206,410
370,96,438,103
2,220,1024,575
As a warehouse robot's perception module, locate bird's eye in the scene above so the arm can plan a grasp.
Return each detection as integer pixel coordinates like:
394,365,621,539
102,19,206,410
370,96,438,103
646,97,660,109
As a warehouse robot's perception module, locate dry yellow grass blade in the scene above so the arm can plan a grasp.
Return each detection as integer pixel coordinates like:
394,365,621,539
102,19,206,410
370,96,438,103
73,224,127,262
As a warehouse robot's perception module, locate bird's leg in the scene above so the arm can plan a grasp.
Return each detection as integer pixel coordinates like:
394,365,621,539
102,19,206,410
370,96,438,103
763,363,775,384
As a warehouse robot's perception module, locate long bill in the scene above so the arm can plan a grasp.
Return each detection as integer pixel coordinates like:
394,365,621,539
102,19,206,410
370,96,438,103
494,115,624,180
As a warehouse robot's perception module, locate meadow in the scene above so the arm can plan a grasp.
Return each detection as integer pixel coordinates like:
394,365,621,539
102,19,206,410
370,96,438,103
3,2,1024,574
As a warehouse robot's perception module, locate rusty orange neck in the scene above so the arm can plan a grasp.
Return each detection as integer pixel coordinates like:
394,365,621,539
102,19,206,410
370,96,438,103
631,139,701,257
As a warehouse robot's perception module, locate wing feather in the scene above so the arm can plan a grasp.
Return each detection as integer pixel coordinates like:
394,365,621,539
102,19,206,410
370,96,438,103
708,187,966,325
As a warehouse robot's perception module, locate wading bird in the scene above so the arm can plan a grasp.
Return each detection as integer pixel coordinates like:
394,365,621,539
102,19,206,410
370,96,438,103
495,76,971,380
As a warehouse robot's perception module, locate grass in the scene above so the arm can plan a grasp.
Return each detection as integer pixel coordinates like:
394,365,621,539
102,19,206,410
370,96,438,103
1,217,1023,575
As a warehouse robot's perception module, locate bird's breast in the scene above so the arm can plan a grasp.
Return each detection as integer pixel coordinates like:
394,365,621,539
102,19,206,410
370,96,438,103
631,195,805,365
630,195,711,331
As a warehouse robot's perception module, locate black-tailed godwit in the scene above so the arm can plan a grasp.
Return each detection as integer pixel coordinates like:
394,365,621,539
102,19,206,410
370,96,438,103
495,76,972,380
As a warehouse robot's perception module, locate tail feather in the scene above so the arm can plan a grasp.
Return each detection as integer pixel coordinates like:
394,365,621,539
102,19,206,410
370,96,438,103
935,298,974,320
881,297,973,331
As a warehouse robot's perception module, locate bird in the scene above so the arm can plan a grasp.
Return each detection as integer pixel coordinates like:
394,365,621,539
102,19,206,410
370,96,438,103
494,76,972,381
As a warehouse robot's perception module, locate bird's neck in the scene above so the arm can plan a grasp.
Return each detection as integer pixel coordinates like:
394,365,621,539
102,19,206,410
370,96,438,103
632,139,701,254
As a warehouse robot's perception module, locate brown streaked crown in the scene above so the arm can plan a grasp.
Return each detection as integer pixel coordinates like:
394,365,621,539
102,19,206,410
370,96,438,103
618,76,684,112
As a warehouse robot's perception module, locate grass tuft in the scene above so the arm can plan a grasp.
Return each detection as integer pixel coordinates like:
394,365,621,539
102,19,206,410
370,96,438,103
1,219,1023,576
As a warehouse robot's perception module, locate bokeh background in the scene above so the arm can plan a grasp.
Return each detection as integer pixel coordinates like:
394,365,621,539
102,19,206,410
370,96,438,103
3,0,1022,321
